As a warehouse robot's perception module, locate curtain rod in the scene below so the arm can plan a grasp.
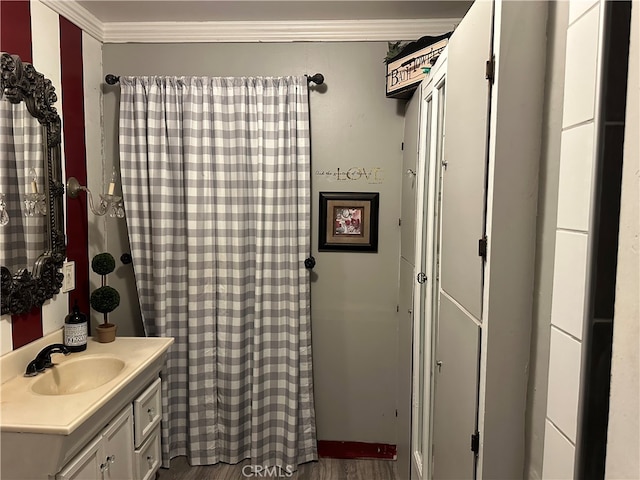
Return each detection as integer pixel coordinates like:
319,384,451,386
105,73,324,85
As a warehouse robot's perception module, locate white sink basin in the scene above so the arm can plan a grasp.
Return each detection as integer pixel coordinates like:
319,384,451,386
31,356,125,396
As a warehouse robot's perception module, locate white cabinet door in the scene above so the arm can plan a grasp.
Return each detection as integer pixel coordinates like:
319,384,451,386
102,405,135,480
56,436,103,480
57,406,134,480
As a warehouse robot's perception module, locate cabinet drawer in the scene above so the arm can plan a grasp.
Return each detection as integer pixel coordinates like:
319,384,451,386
134,427,161,480
134,377,161,447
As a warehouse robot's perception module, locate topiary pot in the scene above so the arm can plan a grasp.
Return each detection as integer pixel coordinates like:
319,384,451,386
90,253,121,343
95,322,117,343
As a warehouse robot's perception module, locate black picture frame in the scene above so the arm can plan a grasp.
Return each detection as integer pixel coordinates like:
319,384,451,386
318,192,379,252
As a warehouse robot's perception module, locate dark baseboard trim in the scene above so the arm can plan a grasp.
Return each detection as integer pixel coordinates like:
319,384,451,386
317,441,397,460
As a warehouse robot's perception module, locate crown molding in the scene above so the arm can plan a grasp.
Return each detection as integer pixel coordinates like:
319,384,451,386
102,18,460,43
40,0,104,41
38,0,460,44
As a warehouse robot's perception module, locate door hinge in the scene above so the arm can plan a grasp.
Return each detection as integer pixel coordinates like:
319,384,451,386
485,56,495,84
478,236,488,260
396,305,400,313
398,218,402,227
471,431,480,454
401,142,404,151
395,409,398,417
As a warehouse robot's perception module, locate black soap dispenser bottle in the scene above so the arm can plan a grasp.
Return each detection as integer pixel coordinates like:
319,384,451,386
64,300,88,352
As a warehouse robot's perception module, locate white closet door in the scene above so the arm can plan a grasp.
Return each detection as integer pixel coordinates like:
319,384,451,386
432,296,481,479
432,0,493,478
439,0,492,320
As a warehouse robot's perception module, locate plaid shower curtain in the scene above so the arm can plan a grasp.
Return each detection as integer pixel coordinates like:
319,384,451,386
118,76,317,468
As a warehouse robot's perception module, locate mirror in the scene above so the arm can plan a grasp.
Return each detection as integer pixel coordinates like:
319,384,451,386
0,53,66,315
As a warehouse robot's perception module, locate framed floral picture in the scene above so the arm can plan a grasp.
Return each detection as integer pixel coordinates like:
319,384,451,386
318,192,380,252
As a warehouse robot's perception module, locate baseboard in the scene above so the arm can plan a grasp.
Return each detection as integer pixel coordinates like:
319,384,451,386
317,441,397,460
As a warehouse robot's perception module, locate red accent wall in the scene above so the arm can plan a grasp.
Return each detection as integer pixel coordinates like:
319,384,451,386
10,310,44,349
0,0,32,62
1,0,44,349
60,17,90,317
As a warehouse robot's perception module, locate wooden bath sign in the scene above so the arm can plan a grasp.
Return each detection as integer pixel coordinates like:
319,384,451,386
385,33,452,99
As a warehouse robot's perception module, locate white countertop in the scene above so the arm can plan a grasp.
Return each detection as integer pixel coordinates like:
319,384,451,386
0,335,173,435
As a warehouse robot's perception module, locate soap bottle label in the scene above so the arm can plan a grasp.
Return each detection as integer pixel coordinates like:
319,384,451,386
65,322,87,347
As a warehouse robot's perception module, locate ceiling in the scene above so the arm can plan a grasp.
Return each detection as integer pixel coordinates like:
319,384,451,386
76,1,473,23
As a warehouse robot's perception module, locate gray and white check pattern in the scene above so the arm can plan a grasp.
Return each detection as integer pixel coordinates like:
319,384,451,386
118,76,317,468
0,99,47,272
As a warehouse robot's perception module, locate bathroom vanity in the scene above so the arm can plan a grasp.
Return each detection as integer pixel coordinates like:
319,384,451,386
0,330,173,479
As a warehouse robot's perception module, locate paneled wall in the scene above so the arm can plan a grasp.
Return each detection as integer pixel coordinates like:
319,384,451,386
542,0,604,476
0,0,101,356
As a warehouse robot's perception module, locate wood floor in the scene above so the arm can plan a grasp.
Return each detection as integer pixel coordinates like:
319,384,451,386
158,456,398,480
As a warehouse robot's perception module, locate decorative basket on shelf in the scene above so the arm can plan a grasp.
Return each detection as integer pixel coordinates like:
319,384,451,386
90,253,120,343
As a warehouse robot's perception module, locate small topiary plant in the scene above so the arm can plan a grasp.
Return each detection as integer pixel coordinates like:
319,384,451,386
90,252,120,326
91,252,116,276
90,286,120,314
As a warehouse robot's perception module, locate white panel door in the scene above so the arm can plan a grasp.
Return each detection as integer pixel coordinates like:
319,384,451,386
399,91,421,480
439,0,493,320
411,47,448,480
432,0,493,478
398,257,415,480
432,296,481,479
401,91,420,262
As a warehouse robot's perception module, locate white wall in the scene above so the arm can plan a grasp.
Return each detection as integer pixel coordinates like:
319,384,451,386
30,0,68,338
479,2,548,477
83,32,106,320
524,2,569,478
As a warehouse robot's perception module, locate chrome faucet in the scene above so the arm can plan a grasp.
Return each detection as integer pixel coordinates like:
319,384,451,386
24,343,70,377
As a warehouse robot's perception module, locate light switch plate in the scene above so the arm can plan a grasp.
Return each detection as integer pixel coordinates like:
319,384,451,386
61,261,75,293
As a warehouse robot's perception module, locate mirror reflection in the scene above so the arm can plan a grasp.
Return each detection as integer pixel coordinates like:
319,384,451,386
0,96,48,273
0,52,66,316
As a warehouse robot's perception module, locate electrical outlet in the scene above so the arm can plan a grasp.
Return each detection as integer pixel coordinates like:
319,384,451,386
61,261,75,293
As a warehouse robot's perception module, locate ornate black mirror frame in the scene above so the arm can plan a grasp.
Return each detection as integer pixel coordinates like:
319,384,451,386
0,53,66,315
